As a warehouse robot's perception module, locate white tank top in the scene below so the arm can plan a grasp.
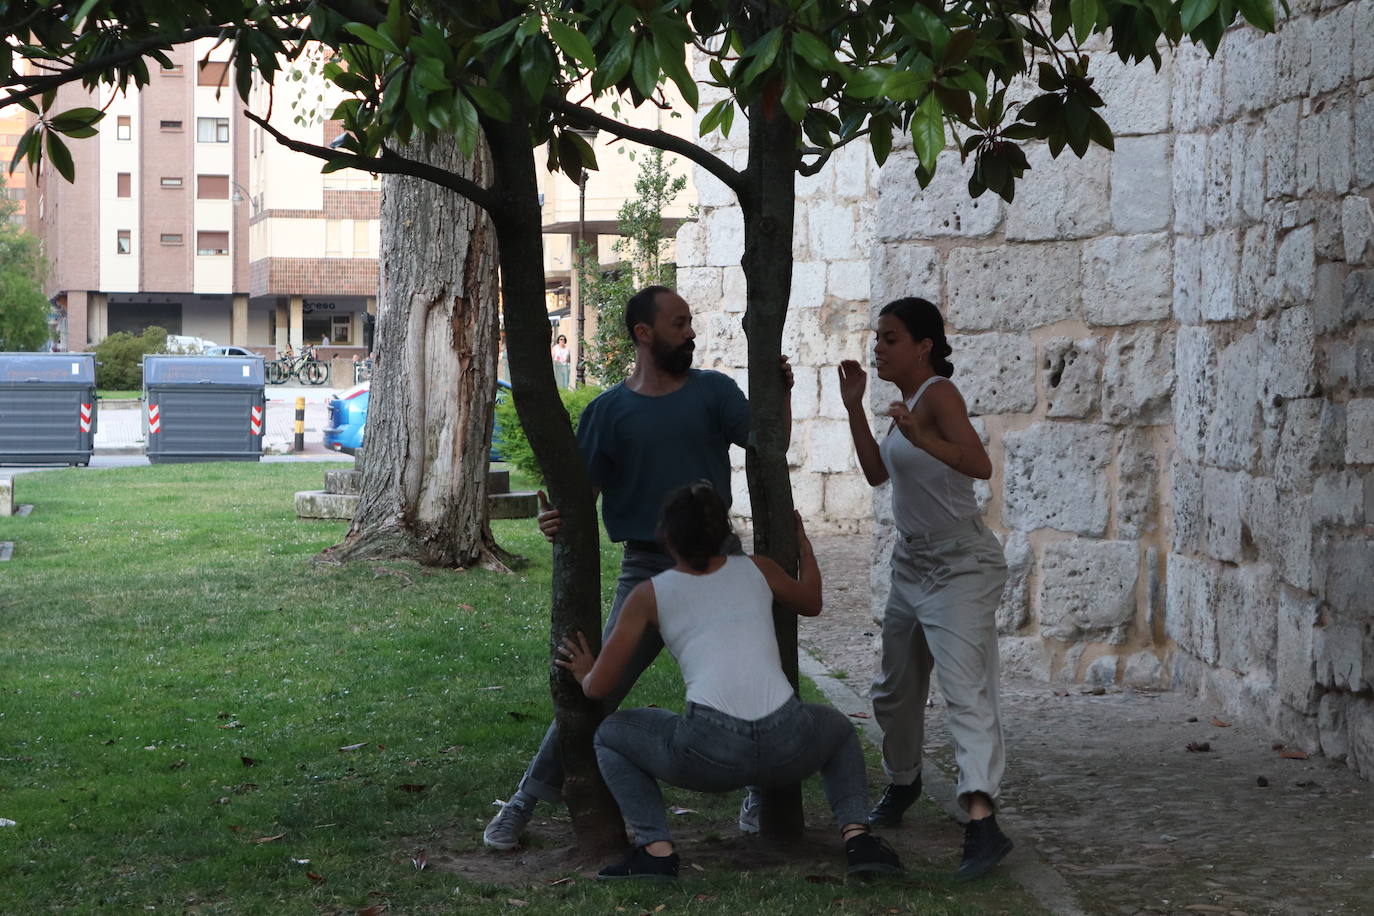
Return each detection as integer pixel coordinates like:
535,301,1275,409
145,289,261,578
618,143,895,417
651,555,795,721
879,376,979,537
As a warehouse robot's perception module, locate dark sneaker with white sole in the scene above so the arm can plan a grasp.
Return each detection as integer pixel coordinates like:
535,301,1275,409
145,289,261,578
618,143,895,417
867,776,922,827
596,846,680,881
957,814,1014,879
845,831,904,879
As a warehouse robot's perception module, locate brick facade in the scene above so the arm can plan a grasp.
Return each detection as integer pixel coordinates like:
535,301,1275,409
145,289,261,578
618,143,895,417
249,257,377,297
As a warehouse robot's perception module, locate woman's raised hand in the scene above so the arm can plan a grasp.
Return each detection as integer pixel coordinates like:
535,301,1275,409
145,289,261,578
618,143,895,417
554,631,595,685
837,360,867,411
887,400,936,451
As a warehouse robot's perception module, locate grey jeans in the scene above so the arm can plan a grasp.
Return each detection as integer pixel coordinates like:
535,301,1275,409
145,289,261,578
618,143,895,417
594,696,870,846
873,516,1008,802
517,536,742,803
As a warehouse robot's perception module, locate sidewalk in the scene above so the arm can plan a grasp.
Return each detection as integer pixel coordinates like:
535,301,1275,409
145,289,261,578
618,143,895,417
803,532,1374,916
93,385,337,456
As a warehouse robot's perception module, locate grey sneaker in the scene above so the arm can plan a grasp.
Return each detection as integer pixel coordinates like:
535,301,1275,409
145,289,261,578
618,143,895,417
738,790,762,834
483,794,535,850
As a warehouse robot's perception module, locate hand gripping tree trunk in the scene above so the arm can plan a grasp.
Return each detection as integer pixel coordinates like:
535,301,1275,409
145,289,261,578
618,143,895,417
319,135,505,570
483,113,626,855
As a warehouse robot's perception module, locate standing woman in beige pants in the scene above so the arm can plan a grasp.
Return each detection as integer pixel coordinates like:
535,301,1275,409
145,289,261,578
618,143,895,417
837,296,1013,880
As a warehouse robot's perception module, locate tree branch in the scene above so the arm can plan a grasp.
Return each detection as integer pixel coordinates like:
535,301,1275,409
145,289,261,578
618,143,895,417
796,126,873,176
244,111,498,212
547,96,745,198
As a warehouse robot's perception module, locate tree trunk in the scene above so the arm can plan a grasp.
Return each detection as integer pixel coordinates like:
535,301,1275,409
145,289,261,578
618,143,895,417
741,60,805,838
319,135,506,570
483,112,627,855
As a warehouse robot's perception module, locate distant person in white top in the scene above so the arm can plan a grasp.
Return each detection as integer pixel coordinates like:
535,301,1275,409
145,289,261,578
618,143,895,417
837,296,1013,880
551,334,571,388
557,483,903,882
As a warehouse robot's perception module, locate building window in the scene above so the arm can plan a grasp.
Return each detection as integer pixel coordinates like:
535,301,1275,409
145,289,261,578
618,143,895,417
196,174,229,199
324,219,342,256
159,119,183,131
116,173,131,197
197,60,229,88
160,233,184,245
116,116,131,140
196,117,229,143
116,230,131,254
159,177,183,188
352,220,369,257
196,230,229,256
331,315,353,345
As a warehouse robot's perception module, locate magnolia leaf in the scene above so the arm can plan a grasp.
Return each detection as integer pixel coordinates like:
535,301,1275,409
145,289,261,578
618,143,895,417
548,20,596,69
911,94,944,173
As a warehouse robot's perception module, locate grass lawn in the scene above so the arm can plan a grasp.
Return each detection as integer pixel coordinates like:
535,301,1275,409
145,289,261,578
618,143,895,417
96,389,141,400
0,463,1042,915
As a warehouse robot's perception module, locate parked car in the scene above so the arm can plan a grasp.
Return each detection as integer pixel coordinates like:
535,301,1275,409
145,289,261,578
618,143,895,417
324,379,511,459
165,334,219,354
204,345,259,357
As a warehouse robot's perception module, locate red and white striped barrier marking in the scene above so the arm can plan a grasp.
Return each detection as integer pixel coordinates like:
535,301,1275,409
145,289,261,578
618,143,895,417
250,405,263,436
149,404,161,434
79,403,92,433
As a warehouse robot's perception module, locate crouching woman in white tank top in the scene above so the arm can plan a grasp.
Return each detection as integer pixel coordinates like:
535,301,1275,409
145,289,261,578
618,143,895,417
556,483,903,882
837,296,1013,880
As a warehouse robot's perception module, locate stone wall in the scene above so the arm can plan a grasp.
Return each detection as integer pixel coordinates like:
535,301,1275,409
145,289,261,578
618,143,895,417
674,6,1374,775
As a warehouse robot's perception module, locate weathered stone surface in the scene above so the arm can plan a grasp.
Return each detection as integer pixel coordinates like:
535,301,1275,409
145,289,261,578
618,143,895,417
703,206,744,266
1241,473,1281,564
1358,1,1374,81
1171,457,1205,554
1351,699,1374,779
946,333,1036,416
1316,98,1355,195
1092,52,1172,133
871,243,941,307
1039,539,1140,639
1173,235,1205,324
1201,230,1242,321
1324,535,1374,619
1237,223,1275,317
1319,692,1350,761
1276,225,1317,306
1276,17,1313,103
1347,399,1374,463
1205,124,1236,231
806,419,856,473
1171,43,1222,131
676,266,723,313
1223,28,1278,117
1174,326,1217,463
1123,651,1167,689
1201,467,1244,564
1313,471,1364,525
1343,195,1374,265
1082,234,1172,325
1273,398,1326,493
787,260,827,311
1315,620,1366,692
997,532,1032,635
1166,552,1219,666
1102,327,1175,426
945,244,1081,331
1358,87,1374,190
998,636,1051,681
1278,489,1314,591
1203,332,1261,471
876,150,1003,241
1277,586,1320,712
675,218,705,268
828,259,870,303
1116,429,1158,539
1264,102,1300,200
822,472,873,522
791,365,820,421
1084,655,1119,687
1349,269,1374,325
1173,133,1208,235
720,265,746,312
1005,145,1110,241
489,490,539,520
1235,121,1268,223
1043,337,1102,419
1110,135,1173,233
1221,563,1279,674
294,490,358,520
1003,423,1112,535
807,200,862,261
1258,308,1319,405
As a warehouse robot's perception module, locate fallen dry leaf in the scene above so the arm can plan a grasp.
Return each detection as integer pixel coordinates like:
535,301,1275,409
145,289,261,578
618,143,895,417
357,906,389,916
253,833,286,844
848,712,871,719
688,863,704,872
655,906,667,913
412,849,428,871
669,805,698,815
339,742,368,752
505,899,528,908
1210,717,1231,728
1280,748,1310,760
306,872,325,885
1186,742,1211,753
241,756,258,767
459,603,476,611
547,876,574,886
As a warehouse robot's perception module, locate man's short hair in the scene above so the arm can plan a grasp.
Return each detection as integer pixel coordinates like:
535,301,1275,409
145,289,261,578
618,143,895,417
625,285,673,341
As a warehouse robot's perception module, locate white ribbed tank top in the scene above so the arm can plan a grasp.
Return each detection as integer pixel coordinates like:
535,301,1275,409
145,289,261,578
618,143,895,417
879,376,979,537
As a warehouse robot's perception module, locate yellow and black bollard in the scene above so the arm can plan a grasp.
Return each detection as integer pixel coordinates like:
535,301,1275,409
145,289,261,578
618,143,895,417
294,397,305,452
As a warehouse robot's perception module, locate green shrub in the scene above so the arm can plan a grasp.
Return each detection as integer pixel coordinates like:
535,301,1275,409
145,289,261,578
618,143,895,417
93,325,167,389
495,384,602,485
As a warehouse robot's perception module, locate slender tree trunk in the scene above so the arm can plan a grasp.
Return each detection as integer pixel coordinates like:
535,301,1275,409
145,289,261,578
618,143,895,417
741,46,805,837
483,113,626,855
319,135,506,570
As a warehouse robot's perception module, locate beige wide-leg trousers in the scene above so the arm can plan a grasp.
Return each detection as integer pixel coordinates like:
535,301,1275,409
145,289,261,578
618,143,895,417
872,515,1009,803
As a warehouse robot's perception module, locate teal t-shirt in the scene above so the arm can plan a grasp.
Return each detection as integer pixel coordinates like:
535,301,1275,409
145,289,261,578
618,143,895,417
576,369,750,543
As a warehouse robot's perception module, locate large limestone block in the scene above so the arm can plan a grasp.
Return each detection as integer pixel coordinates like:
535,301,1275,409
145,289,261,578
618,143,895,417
1358,89,1374,190
1122,651,1166,688
1217,563,1279,674
1278,489,1315,591
1115,429,1158,539
676,266,723,313
1358,1,1374,82
1315,620,1366,692
1165,552,1220,666
1173,235,1205,323
790,365,820,421
1204,124,1236,231
1171,457,1205,553
1235,121,1267,223
1173,134,1208,236
876,150,1002,241
1310,4,1356,96
945,244,1081,331
1264,101,1300,200
1348,399,1374,463
1311,99,1355,195
1101,327,1176,426
1003,423,1112,535
1202,332,1261,471
0,476,11,516
294,490,358,520
1082,234,1172,325
1313,471,1364,525
1222,28,1278,117
1237,223,1276,317
787,260,827,311
1042,337,1102,419
1344,196,1374,265
1038,539,1140,640
1276,225,1317,306
871,243,941,307
675,218,705,268
829,260,870,303
806,420,856,473
1349,699,1374,779
1090,52,1172,134
721,266,746,312
1005,145,1110,241
946,333,1036,416
1110,135,1173,234
1173,326,1217,463
822,472,874,522
1202,467,1245,563
1170,42,1223,131
1200,230,1242,321
1319,692,1350,761
1277,586,1320,712
997,531,1032,635
807,200,862,261
1272,398,1327,493
998,636,1051,681
1324,535,1374,620
703,206,744,267
1275,17,1313,103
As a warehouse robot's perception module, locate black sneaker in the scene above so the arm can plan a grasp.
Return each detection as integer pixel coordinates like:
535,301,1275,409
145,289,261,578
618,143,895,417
957,814,1013,879
867,776,922,827
596,846,680,881
845,831,904,879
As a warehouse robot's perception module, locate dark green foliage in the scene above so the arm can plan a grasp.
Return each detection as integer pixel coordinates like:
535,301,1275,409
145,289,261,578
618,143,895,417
93,325,166,389
495,384,602,485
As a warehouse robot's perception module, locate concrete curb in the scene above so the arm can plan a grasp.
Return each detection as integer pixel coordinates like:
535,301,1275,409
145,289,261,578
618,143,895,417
798,652,1089,916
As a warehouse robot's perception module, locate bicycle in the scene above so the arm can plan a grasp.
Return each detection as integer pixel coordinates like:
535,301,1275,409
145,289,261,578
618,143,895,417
266,346,331,386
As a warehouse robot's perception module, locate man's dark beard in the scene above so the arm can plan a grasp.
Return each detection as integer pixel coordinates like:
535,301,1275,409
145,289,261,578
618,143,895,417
651,339,694,375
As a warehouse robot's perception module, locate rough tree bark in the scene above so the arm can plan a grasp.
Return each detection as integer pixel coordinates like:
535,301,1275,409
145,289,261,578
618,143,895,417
319,135,505,570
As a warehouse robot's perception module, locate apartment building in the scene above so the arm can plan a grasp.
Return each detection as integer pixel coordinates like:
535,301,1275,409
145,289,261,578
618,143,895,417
29,39,378,357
